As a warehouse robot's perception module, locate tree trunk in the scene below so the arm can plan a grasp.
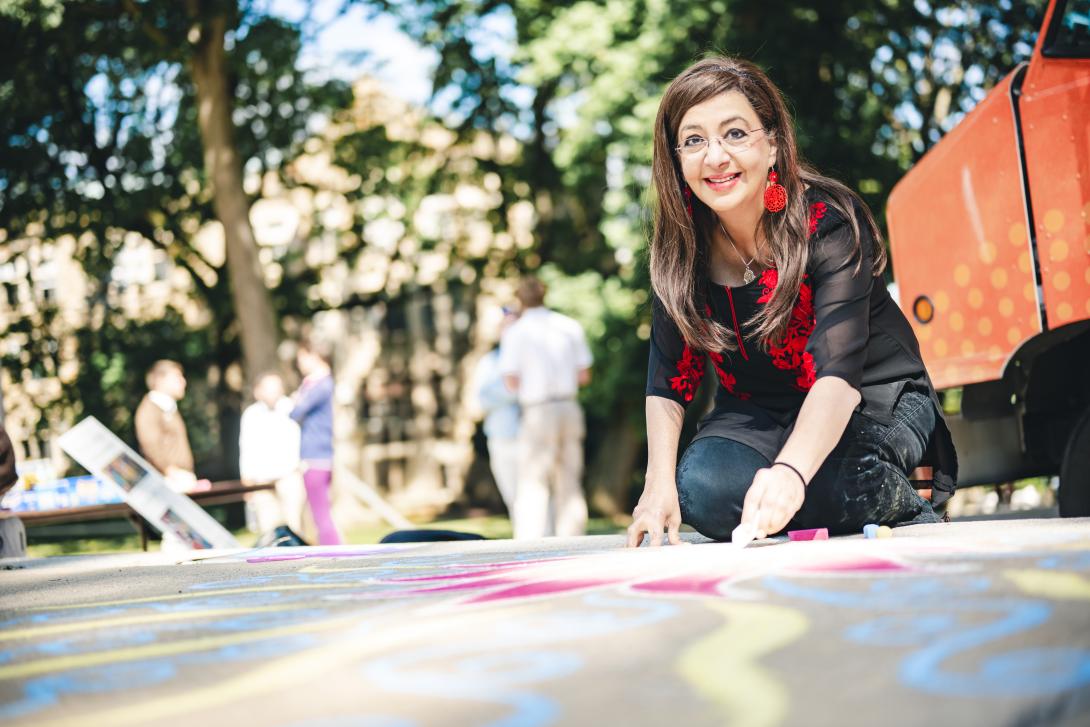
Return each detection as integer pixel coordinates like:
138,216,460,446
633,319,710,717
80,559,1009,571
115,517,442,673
587,408,643,518
187,2,279,383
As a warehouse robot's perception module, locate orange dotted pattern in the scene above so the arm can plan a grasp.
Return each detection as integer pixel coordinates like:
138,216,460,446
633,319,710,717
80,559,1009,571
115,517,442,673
1020,56,1090,329
887,71,1043,389
1030,206,1087,326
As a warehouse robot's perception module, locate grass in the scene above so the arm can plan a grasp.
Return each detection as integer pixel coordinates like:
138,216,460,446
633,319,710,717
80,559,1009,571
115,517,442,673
25,515,627,558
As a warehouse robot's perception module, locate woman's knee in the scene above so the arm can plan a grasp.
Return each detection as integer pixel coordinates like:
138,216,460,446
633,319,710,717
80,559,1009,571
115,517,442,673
878,391,935,473
675,437,765,541
809,450,928,530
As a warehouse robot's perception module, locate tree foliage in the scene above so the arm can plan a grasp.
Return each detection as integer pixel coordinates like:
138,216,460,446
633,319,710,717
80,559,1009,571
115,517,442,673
0,0,350,471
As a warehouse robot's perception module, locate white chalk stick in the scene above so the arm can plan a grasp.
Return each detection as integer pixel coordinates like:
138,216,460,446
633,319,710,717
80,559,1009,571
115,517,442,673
731,520,759,547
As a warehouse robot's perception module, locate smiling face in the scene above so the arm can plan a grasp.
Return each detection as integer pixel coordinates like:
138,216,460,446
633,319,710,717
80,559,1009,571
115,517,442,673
676,90,777,218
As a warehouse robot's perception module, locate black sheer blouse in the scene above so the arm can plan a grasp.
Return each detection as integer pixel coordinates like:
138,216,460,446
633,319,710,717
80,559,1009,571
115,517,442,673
646,191,958,504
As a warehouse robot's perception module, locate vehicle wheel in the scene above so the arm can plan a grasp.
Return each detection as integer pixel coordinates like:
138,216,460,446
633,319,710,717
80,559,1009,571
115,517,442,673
1059,407,1090,517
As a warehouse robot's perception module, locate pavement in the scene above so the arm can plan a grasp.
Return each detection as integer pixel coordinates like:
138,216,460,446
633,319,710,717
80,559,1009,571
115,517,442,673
2,518,1090,726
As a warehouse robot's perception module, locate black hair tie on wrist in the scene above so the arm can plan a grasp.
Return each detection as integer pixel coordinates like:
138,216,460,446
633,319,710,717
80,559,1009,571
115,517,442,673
773,461,807,487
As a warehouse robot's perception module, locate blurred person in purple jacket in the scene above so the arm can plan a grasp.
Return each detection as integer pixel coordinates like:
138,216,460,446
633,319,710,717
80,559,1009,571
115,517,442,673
291,339,342,545
0,424,17,498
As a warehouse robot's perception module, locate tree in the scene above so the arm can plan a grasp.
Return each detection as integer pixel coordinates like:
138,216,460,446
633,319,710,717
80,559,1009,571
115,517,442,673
185,0,280,383
0,0,350,469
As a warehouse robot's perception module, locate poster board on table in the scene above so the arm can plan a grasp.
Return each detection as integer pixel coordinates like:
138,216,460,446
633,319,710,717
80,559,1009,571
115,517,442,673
58,417,238,550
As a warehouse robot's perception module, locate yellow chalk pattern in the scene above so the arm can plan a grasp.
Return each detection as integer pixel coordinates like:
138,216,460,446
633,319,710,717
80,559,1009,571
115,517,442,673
677,602,808,727
0,615,346,681
31,581,370,611
1005,570,1090,600
1,604,299,641
29,608,523,727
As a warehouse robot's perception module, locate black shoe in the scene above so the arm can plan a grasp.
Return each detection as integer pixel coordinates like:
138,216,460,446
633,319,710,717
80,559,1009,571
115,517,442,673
380,529,487,544
257,525,308,547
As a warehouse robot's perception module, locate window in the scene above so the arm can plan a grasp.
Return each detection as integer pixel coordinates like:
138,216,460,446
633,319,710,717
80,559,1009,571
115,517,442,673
1045,0,1090,58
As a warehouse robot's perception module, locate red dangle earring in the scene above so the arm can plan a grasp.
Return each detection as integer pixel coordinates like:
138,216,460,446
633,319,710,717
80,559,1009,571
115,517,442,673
683,184,694,217
763,168,787,213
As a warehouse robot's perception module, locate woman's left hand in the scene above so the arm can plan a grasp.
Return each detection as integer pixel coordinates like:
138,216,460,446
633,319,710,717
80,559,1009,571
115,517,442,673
740,465,806,538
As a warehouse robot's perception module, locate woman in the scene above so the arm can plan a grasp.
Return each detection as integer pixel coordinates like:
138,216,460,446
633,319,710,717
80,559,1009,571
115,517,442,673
627,57,957,547
292,339,342,545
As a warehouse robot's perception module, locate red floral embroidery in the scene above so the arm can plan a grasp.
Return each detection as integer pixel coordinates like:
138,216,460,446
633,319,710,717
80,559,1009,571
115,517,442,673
707,305,751,399
709,350,751,400
808,201,827,238
670,307,752,402
756,268,817,391
756,268,778,304
670,344,705,403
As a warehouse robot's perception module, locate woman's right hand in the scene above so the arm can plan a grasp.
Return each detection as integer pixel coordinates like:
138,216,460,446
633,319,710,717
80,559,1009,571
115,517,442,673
632,396,686,547
626,481,682,547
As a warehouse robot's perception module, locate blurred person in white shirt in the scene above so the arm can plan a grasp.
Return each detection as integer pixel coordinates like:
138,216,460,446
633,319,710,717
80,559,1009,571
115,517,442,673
499,276,593,539
239,372,307,545
472,306,521,526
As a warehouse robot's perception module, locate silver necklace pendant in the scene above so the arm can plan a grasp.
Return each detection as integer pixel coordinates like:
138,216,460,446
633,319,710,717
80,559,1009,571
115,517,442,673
719,219,759,286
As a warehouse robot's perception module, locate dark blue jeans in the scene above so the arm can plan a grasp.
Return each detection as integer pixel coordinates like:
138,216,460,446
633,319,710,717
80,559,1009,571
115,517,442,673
676,390,941,541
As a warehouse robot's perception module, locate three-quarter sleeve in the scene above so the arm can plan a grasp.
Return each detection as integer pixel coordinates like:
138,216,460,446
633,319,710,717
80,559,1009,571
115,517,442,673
291,376,334,422
805,213,874,390
646,296,705,405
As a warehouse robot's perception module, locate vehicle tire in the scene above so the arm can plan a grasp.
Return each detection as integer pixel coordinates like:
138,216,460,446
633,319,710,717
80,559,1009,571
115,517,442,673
1059,407,1090,517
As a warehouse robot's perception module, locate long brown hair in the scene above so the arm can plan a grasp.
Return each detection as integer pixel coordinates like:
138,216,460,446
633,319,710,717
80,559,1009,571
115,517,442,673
649,56,886,353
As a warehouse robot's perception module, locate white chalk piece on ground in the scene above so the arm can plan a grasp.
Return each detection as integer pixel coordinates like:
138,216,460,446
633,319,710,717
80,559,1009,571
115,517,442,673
58,417,238,551
864,523,880,539
731,509,761,547
0,510,27,558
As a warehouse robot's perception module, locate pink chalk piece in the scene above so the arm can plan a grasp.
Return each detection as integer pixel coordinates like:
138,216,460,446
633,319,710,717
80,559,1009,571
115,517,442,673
788,528,829,542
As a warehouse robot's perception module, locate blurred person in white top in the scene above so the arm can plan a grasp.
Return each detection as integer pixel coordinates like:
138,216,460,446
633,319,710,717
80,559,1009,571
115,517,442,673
472,306,522,526
239,372,306,539
499,276,593,539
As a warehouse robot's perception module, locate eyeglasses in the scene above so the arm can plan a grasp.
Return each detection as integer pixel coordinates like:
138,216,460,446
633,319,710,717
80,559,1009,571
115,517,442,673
675,128,766,158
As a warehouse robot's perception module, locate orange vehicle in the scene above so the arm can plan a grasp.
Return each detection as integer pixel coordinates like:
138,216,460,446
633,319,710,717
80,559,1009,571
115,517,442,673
887,0,1090,515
